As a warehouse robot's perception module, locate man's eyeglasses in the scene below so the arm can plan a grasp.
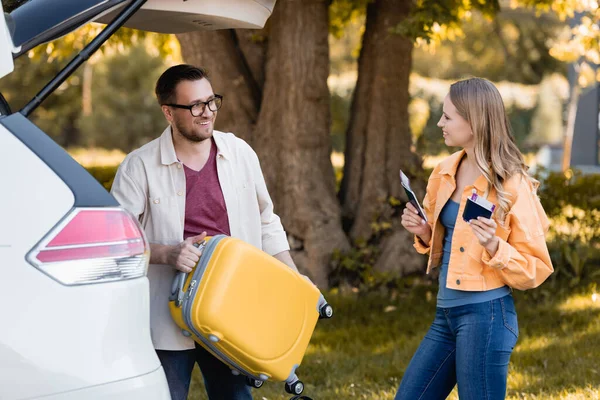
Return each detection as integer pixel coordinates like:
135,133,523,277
163,94,223,117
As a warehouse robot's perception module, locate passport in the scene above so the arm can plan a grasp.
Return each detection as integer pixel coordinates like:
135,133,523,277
399,170,428,222
462,192,496,222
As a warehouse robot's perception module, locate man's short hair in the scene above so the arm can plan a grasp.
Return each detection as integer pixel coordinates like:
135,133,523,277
155,64,210,105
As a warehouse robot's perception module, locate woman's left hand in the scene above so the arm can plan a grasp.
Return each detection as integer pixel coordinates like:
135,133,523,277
469,217,500,256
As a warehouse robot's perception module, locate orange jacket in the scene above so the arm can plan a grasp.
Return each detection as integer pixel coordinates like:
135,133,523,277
414,150,554,291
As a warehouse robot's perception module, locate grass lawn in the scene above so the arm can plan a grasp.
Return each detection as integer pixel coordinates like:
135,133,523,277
188,280,600,400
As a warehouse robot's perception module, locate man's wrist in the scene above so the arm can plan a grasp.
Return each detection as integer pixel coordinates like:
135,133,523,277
149,243,170,265
273,250,299,272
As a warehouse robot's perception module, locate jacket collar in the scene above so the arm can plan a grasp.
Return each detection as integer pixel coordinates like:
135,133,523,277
159,126,232,165
439,149,465,177
439,149,488,192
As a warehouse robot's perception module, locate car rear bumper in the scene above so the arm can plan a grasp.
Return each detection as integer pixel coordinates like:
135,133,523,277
33,366,170,400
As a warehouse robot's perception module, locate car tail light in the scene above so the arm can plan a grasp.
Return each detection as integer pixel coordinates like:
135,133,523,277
27,208,149,285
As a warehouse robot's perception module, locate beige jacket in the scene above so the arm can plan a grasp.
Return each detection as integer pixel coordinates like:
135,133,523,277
111,126,290,350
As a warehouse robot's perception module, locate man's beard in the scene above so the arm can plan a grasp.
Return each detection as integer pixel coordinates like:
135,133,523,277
174,119,212,143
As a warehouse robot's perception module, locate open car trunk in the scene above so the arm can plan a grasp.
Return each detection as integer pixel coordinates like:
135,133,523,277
0,0,277,116
0,0,276,77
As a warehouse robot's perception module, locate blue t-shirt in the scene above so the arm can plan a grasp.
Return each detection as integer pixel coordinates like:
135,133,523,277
437,199,511,308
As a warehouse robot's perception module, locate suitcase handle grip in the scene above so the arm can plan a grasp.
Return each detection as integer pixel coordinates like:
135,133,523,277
169,240,206,307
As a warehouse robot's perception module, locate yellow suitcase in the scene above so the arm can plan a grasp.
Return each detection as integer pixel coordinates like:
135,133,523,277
168,235,333,397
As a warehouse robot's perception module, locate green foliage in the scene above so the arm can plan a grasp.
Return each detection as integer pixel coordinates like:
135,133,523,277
546,3,599,88
0,50,84,146
537,170,600,285
329,0,370,38
330,196,409,291
329,242,388,290
330,93,350,152
1,0,176,62
76,44,168,152
26,24,175,64
536,168,600,286
545,211,600,286
392,0,500,42
328,2,365,76
536,168,600,218
334,165,344,192
86,165,118,191
411,9,567,85
415,89,538,155
408,98,430,143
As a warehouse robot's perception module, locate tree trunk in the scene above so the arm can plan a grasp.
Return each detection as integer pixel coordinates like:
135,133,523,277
82,62,93,116
253,0,349,288
340,0,426,277
177,1,349,288
562,71,580,172
176,28,267,143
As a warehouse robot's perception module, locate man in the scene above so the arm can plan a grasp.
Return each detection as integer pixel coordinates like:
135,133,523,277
111,64,302,400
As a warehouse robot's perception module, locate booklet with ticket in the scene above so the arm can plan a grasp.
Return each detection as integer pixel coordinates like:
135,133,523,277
462,191,496,222
399,170,428,222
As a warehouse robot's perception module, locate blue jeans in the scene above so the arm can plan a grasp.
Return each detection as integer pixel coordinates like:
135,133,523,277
395,295,519,400
156,343,252,400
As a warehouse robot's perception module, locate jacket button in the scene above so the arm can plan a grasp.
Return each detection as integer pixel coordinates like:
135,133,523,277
460,247,465,252
456,279,461,285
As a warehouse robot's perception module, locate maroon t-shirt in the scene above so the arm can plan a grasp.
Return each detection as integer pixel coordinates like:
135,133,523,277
183,139,231,239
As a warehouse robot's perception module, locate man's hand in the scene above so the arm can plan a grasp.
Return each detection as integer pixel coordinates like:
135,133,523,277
166,232,207,273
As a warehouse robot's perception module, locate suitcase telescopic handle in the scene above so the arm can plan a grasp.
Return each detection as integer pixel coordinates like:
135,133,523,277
169,240,207,307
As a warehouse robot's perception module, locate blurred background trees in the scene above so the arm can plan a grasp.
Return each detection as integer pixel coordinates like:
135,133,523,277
1,0,597,289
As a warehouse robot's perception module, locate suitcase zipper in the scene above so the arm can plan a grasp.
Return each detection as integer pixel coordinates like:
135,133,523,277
187,280,197,298
182,235,263,381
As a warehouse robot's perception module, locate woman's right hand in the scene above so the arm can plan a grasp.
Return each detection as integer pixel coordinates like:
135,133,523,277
401,203,431,240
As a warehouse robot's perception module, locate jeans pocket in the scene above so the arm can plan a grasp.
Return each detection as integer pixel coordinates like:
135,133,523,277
500,296,519,339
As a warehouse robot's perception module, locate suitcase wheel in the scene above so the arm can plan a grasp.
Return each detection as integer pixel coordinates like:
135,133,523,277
319,303,333,319
245,377,264,389
181,330,192,337
285,380,304,395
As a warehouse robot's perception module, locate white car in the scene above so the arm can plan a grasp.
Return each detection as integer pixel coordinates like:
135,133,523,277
0,1,275,399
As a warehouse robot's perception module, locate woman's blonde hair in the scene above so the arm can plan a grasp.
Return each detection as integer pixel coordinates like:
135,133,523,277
449,77,537,221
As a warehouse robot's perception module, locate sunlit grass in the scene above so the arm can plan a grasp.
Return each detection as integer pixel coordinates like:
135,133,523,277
67,146,125,167
558,291,600,313
187,281,600,399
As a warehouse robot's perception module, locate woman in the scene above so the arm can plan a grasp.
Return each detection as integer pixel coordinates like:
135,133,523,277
396,77,553,400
